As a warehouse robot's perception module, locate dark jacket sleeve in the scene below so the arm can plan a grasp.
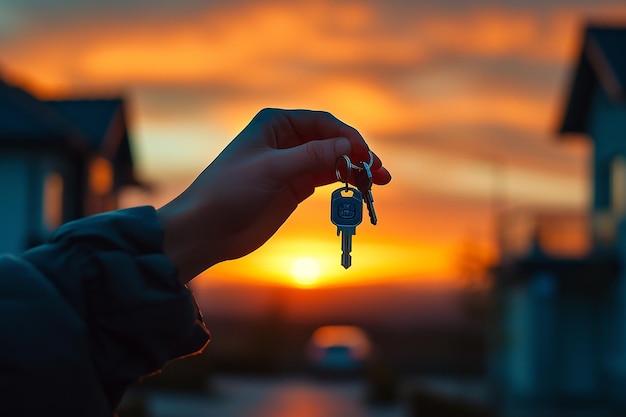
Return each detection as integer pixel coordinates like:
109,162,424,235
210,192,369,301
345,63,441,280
0,206,210,417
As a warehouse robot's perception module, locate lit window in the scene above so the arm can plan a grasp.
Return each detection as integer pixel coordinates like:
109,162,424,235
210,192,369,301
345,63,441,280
43,172,63,231
89,157,113,196
612,156,626,216
594,210,615,245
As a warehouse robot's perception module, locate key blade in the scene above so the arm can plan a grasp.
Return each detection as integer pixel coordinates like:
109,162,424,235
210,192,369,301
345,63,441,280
367,207,378,225
340,227,354,269
365,192,378,225
342,252,352,269
362,190,377,225
355,162,377,226
342,228,353,253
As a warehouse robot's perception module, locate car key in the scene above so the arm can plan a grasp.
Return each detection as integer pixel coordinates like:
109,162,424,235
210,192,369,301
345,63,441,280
330,186,363,269
355,155,378,225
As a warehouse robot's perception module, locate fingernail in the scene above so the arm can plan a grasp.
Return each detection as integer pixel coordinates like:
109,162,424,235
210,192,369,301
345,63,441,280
335,137,351,155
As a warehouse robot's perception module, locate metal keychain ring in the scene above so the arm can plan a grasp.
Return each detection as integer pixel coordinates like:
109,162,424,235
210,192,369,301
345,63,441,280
335,155,353,184
360,150,374,168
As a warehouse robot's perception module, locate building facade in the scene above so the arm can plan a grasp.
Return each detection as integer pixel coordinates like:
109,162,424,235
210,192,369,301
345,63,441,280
491,26,626,417
0,79,139,253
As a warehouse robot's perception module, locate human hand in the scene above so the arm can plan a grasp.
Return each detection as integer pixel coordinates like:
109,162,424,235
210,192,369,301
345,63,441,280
157,108,392,284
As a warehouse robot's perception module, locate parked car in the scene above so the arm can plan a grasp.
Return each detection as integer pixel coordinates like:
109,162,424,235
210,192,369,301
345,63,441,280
306,325,372,376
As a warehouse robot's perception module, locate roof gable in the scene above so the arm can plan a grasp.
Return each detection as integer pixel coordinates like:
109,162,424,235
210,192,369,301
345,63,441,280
559,25,626,134
47,99,123,152
0,77,139,187
48,98,139,187
0,79,87,152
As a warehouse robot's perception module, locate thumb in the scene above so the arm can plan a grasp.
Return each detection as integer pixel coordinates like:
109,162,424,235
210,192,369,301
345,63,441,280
273,137,352,179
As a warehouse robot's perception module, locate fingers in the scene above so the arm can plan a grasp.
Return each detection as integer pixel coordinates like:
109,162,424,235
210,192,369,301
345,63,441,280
259,108,371,161
368,151,392,185
255,108,392,185
372,166,392,185
268,134,391,186
280,109,360,142
310,163,391,188
271,137,352,180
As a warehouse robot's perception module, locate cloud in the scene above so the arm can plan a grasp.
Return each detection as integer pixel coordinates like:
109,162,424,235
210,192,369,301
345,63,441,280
0,0,615,203
4,0,618,286
4,0,622,133
6,0,625,91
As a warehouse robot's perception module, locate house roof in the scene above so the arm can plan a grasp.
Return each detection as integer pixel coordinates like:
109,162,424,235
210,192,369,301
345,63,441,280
0,79,87,152
0,77,140,187
559,25,626,135
48,99,140,187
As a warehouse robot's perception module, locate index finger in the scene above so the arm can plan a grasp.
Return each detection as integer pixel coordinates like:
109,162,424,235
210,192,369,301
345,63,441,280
275,109,372,162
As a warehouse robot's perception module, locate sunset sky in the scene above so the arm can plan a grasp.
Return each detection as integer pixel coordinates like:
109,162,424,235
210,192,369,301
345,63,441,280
2,0,625,290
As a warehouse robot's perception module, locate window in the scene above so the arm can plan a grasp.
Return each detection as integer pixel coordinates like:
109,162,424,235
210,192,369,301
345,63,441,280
43,172,63,231
612,155,626,215
89,157,113,196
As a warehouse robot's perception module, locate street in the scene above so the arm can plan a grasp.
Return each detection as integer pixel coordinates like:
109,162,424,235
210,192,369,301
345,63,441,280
141,376,407,417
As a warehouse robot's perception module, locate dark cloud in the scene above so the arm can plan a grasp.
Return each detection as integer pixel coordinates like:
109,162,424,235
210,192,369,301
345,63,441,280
3,0,620,29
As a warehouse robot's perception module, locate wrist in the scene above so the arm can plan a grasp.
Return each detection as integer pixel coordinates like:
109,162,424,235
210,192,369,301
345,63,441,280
157,197,222,284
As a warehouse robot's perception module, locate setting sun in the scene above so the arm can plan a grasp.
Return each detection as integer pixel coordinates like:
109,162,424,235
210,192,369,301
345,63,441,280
290,257,321,287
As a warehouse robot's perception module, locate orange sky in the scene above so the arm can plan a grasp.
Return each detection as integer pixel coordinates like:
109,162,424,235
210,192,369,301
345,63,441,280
1,0,624,289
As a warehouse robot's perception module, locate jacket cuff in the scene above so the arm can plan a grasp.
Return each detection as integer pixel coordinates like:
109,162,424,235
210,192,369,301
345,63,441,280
24,206,210,406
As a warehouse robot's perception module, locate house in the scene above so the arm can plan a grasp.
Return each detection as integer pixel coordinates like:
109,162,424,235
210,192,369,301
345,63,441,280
0,78,139,254
491,26,626,417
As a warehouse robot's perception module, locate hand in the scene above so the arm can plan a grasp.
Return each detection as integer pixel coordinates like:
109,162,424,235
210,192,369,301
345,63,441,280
157,108,392,283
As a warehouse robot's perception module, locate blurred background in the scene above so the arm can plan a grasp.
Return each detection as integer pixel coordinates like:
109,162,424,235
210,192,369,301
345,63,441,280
2,0,626,416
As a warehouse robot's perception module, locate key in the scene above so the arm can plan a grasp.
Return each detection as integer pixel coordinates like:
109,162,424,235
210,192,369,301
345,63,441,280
330,187,363,269
355,159,378,225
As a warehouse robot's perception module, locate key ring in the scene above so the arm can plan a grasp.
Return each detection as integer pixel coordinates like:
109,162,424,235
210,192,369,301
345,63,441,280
335,155,353,189
336,153,373,189
359,150,374,169
336,155,364,190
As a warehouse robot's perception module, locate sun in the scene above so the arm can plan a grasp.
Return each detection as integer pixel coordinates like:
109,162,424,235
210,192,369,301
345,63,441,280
290,257,321,287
